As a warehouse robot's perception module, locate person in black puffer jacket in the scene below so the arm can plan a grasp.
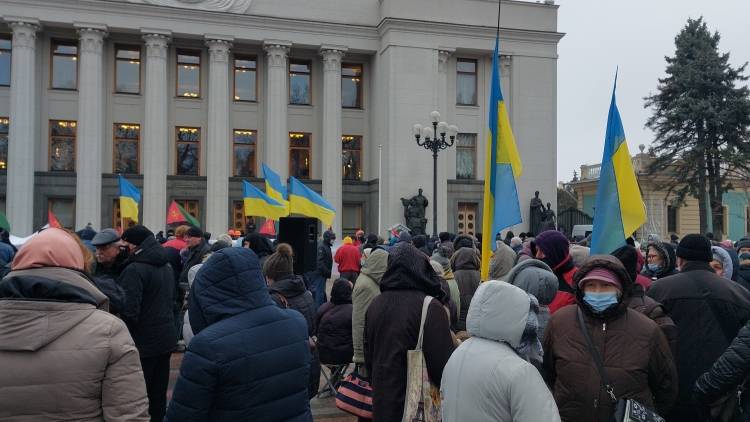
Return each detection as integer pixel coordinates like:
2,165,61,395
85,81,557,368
118,225,177,422
735,239,750,292
264,243,321,399
315,278,354,365
167,247,312,422
694,319,750,421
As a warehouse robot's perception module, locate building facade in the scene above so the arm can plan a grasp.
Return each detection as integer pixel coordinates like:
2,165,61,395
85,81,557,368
571,148,750,241
0,0,562,238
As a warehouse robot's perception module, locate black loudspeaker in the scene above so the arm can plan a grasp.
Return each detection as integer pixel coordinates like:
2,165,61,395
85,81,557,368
278,217,319,275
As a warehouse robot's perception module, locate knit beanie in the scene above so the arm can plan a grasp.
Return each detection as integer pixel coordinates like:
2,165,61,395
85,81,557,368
121,225,153,246
676,233,712,262
343,236,353,245
186,226,203,238
263,243,294,280
736,239,750,252
534,230,570,268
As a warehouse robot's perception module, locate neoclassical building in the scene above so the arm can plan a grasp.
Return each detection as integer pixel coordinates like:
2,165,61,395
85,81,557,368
0,0,562,238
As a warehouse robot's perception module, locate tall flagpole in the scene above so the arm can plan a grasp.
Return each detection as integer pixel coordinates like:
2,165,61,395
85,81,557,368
378,144,383,235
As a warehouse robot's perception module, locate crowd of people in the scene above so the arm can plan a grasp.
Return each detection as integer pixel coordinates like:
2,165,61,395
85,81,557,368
3,222,750,421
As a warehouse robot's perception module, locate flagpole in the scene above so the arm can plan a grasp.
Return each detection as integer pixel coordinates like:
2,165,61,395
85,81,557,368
378,144,383,236
119,198,124,233
496,0,501,39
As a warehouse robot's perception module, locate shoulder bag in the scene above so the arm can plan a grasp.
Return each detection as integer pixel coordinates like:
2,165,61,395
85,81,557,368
402,296,442,422
335,368,374,419
576,308,665,422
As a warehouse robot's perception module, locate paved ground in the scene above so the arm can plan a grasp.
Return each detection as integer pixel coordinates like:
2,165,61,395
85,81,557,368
168,353,356,421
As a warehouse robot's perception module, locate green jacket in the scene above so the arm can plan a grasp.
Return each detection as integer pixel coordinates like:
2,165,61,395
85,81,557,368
352,249,388,363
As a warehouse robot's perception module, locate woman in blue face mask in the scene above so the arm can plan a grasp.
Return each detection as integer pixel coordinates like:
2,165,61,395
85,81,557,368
542,255,678,422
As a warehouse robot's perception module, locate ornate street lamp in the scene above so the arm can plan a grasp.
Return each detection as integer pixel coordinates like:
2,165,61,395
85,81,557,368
413,111,458,237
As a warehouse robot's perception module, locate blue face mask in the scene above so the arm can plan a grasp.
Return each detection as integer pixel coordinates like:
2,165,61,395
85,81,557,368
647,263,661,273
583,292,619,313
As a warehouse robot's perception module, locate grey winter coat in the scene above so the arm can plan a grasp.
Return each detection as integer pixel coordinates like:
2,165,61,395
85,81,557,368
504,259,558,340
440,280,561,422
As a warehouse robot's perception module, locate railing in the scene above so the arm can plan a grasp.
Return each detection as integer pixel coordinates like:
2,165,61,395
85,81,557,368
580,155,649,181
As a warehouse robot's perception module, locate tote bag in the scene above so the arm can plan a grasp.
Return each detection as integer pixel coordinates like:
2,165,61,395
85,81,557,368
402,296,442,422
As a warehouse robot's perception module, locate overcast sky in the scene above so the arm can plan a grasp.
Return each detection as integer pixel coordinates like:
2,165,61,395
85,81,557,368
554,0,750,183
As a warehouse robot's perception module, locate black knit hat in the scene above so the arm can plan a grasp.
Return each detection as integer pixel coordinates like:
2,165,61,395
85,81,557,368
736,239,750,252
121,225,153,246
186,226,203,238
676,233,712,262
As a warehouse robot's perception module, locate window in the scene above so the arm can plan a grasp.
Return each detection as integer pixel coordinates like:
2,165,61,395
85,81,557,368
456,133,476,179
233,56,256,102
51,40,77,90
114,123,140,174
176,50,200,98
233,129,256,177
289,132,311,179
342,63,362,108
456,58,477,106
175,199,200,223
49,120,76,171
342,203,364,235
342,135,362,181
48,198,75,229
0,38,10,86
457,202,478,236
0,117,7,170
113,199,136,231
115,45,140,94
667,205,678,234
232,200,255,232
289,60,311,105
176,127,200,175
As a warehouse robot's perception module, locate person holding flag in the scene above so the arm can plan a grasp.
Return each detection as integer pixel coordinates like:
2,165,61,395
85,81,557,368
480,23,524,281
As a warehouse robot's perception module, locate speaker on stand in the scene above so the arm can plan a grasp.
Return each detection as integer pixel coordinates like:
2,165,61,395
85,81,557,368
277,217,319,275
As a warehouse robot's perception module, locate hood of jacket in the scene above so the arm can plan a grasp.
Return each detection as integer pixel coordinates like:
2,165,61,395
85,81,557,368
573,255,633,320
331,278,353,304
712,246,734,278
190,248,275,333
127,236,169,267
0,267,109,351
245,233,274,259
269,273,308,298
487,242,516,280
643,241,676,277
380,242,445,300
451,247,481,272
359,248,388,284
466,280,531,348
504,259,558,305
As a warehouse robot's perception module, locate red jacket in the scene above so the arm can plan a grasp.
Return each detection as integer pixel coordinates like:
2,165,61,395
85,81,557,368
548,255,578,314
334,244,361,273
163,238,187,251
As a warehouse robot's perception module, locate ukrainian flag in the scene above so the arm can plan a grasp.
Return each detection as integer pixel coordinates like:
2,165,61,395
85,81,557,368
118,174,141,223
590,76,646,254
481,34,523,280
288,176,335,227
261,163,289,212
242,180,288,220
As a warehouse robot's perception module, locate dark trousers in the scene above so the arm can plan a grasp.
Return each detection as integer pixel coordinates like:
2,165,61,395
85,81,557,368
311,273,327,309
140,353,171,422
339,271,359,284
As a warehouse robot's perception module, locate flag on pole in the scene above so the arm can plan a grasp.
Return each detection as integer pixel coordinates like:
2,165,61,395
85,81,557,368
480,33,523,280
261,163,290,212
166,200,200,227
242,180,288,220
48,209,62,229
0,211,10,232
118,175,141,223
288,176,336,227
259,219,276,236
590,74,646,254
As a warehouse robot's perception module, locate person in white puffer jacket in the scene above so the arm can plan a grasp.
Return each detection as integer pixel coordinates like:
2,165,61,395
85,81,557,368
440,280,561,422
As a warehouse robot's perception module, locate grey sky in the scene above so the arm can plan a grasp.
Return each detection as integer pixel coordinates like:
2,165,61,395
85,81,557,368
555,0,750,183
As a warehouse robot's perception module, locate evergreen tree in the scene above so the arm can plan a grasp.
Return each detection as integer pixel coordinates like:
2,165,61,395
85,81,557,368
645,17,750,237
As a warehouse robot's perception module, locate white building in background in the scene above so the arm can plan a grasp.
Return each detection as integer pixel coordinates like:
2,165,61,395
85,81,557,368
0,0,562,238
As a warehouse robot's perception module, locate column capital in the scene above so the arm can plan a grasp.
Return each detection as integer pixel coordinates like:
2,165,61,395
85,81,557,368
75,24,108,55
438,47,454,74
264,40,291,68
142,30,171,59
205,36,233,63
319,45,347,72
500,54,512,70
5,18,41,49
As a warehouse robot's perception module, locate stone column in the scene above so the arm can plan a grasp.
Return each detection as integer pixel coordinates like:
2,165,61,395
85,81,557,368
205,36,233,238
74,24,107,230
263,40,291,180
320,45,347,237
4,18,40,236
141,30,171,232
436,48,454,234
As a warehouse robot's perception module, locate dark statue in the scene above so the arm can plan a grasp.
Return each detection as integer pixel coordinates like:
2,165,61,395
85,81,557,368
401,188,428,235
541,202,557,232
529,191,545,235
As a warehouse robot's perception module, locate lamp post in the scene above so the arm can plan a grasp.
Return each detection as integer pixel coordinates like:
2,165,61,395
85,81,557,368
413,110,458,237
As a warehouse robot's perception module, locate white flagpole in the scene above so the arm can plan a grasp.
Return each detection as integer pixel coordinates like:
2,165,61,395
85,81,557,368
378,144,383,236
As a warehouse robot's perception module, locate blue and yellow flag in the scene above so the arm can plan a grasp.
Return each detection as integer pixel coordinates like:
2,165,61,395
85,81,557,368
261,163,289,211
118,174,141,223
481,35,523,280
590,75,646,254
288,176,335,227
242,180,288,220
